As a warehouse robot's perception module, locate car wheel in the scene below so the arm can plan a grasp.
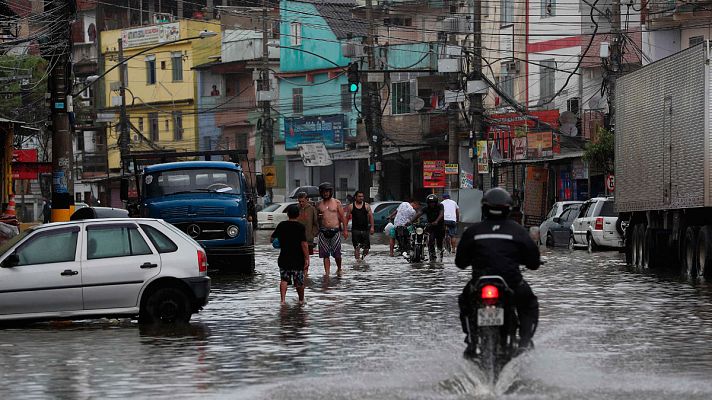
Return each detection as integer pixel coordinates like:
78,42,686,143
546,233,554,247
568,235,576,250
140,287,192,324
587,234,598,253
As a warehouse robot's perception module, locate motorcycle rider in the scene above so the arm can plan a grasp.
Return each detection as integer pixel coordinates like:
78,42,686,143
455,187,541,353
410,194,446,262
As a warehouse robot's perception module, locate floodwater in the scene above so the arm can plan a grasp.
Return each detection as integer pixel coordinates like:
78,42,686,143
3,231,712,399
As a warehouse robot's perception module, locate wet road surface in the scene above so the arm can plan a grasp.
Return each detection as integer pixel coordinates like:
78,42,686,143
4,231,712,399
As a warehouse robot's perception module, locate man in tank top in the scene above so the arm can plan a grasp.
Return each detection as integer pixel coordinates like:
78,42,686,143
345,191,374,261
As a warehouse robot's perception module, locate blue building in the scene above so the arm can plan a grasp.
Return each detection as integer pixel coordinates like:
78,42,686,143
278,0,367,200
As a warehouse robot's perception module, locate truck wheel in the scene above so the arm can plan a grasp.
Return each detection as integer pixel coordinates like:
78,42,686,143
644,228,657,269
140,287,192,325
640,226,649,269
630,225,639,267
683,227,699,278
697,226,712,279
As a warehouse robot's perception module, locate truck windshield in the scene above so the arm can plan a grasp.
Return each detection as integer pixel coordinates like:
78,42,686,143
144,168,241,198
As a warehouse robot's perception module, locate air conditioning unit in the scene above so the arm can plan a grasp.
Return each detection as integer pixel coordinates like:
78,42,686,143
505,61,520,73
342,42,366,58
442,17,466,33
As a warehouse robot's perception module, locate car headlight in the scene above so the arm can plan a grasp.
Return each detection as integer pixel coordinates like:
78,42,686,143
416,227,424,235
226,225,239,238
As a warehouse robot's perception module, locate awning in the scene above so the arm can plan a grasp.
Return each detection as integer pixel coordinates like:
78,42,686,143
494,150,585,165
331,145,427,161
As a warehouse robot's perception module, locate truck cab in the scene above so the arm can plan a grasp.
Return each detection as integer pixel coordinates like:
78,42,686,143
130,160,258,272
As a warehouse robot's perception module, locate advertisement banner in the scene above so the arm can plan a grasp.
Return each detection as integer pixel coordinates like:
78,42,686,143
121,22,180,48
285,115,345,150
12,149,37,163
444,163,459,175
526,131,553,159
477,141,489,174
460,169,473,189
423,160,446,188
512,137,527,160
523,166,548,226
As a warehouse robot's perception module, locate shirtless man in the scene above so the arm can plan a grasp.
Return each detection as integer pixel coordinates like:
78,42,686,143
316,182,348,276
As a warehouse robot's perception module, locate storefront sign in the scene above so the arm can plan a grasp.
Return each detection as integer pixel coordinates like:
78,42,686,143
445,163,459,175
12,162,51,180
263,165,276,188
423,160,446,188
477,141,489,174
121,22,180,48
512,137,527,160
12,149,37,163
523,166,548,226
285,114,345,150
572,159,588,180
526,131,553,159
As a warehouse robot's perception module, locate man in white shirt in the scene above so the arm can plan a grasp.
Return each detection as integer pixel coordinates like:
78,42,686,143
389,199,420,255
441,193,460,250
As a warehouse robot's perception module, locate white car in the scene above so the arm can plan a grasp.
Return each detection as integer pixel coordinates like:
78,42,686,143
570,197,623,252
257,202,297,229
0,218,210,324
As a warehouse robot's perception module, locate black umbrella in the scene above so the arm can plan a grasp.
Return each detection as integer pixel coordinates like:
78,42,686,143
289,185,320,199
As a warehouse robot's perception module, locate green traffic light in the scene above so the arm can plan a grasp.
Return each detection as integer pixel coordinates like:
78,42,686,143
349,83,359,93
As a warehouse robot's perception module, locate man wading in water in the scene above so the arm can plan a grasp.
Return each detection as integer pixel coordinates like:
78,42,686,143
316,182,348,276
345,190,374,261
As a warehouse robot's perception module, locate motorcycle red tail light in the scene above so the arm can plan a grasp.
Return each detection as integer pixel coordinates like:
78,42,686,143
594,217,604,230
481,285,499,299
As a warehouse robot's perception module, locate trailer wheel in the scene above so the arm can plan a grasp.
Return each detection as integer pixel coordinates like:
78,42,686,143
640,226,649,270
630,224,639,267
683,227,699,278
697,226,712,279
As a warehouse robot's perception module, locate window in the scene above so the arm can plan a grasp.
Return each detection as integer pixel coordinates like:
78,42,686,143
173,111,183,140
16,228,78,265
585,202,597,218
501,0,514,25
145,55,156,84
203,136,212,150
341,84,353,112
77,131,85,152
542,0,556,17
292,88,303,114
87,225,152,259
339,178,348,191
559,209,571,222
392,81,411,114
690,36,704,47
600,201,616,217
567,97,580,114
137,117,144,133
290,22,302,46
499,65,514,99
171,52,183,81
149,112,159,141
139,224,178,253
540,60,556,105
567,206,581,222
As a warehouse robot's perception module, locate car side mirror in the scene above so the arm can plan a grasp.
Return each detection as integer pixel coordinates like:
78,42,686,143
2,253,19,268
120,178,129,201
255,173,267,197
553,217,562,224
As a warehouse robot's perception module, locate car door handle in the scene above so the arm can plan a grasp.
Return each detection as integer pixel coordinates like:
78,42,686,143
140,262,158,269
60,269,78,276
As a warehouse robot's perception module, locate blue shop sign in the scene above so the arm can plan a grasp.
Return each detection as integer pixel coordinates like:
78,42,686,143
285,115,345,150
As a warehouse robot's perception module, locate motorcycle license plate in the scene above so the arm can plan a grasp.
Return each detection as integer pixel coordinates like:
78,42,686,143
477,307,504,326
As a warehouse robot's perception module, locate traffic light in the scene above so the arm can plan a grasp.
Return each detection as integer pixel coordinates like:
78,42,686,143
347,62,360,93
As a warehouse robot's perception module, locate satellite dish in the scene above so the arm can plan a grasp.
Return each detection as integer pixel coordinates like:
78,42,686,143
409,97,425,111
560,111,577,125
560,123,578,137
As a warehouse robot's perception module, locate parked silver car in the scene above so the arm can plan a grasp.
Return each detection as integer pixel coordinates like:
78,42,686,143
538,201,584,245
0,218,210,324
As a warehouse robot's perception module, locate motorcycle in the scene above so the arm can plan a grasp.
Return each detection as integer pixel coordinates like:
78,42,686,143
463,275,520,379
408,223,429,263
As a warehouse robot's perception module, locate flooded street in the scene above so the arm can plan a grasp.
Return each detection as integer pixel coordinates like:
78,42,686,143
4,231,712,399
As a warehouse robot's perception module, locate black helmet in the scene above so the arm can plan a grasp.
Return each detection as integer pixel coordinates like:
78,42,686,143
482,187,513,218
318,182,333,192
426,194,438,204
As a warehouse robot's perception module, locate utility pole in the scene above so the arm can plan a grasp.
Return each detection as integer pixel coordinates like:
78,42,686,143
260,0,274,200
118,38,130,173
48,0,75,222
468,0,484,190
447,19,459,191
608,0,621,132
365,0,383,201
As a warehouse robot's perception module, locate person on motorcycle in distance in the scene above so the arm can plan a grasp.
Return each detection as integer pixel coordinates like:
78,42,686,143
455,187,541,353
410,194,446,262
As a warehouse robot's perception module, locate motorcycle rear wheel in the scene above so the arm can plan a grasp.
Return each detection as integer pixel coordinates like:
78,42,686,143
479,327,500,382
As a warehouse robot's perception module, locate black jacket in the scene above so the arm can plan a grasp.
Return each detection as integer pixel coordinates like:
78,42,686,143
455,217,540,286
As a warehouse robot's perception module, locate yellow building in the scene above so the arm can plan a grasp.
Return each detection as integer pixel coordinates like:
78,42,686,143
100,20,221,169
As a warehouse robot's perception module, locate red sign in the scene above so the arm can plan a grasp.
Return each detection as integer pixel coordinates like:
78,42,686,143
12,162,52,180
423,160,446,188
606,174,615,192
12,149,38,163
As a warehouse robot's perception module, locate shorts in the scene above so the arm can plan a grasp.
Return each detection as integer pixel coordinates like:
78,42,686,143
445,220,458,237
280,270,305,286
351,229,370,249
318,228,342,258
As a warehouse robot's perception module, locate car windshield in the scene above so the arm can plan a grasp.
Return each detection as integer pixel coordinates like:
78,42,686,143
144,168,241,198
262,204,281,212
600,200,617,217
0,227,35,255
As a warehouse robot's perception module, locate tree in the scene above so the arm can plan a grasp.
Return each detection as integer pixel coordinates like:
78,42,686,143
583,127,614,176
